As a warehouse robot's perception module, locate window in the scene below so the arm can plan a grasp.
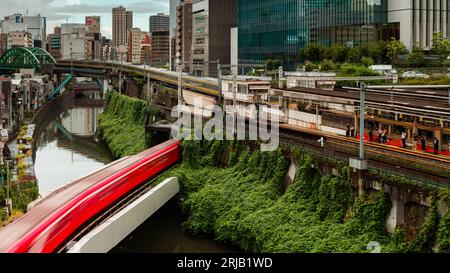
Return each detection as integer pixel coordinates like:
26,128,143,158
196,27,205,34
196,38,204,45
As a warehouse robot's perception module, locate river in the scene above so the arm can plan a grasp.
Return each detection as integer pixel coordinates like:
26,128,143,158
32,100,235,253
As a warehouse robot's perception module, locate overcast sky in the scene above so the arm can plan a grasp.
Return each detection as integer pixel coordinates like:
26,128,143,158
0,0,169,38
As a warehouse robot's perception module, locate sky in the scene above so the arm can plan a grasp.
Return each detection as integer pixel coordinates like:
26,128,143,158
0,0,169,39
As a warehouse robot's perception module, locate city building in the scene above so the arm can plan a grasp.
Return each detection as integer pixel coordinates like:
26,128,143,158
176,0,193,72
1,14,47,49
141,33,151,65
128,28,150,65
22,15,47,48
150,31,170,66
190,0,237,77
86,16,102,60
86,16,101,37
169,0,181,70
47,27,61,60
149,13,170,34
60,23,88,60
113,6,129,47
0,33,7,55
7,31,33,49
238,0,450,69
126,11,134,31
390,0,449,50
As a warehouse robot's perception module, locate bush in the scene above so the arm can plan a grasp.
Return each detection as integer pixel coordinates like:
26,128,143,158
96,92,158,158
162,140,439,253
361,56,374,67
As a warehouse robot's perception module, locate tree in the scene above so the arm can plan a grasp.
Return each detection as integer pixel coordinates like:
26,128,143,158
367,41,386,64
265,59,282,71
328,44,349,63
386,38,407,64
407,46,425,68
346,47,361,63
299,43,325,63
361,56,374,67
431,32,450,64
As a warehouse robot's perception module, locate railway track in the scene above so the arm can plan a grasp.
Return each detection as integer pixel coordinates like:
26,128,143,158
280,125,450,182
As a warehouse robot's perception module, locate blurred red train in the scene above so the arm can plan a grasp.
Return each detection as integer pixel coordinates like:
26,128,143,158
0,139,181,253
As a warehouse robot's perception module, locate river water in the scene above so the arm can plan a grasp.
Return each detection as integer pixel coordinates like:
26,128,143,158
32,101,235,253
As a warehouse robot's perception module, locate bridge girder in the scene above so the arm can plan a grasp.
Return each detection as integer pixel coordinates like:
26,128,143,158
0,47,57,71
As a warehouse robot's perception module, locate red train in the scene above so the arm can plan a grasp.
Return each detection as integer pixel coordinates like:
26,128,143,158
0,139,181,253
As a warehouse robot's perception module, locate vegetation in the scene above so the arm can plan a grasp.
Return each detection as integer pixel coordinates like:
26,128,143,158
96,92,159,159
386,38,407,63
161,140,450,253
431,32,450,64
407,46,426,68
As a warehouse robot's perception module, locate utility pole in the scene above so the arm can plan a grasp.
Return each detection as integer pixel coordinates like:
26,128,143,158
217,59,222,107
177,57,183,119
119,52,124,95
232,75,237,136
359,81,366,161
70,41,73,76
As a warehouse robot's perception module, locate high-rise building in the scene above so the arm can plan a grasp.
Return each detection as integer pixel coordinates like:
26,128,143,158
238,0,450,69
150,31,170,66
176,0,192,72
190,0,237,77
390,0,449,51
112,6,127,47
126,11,133,31
128,28,149,65
22,15,47,48
149,13,170,34
47,27,61,60
60,23,88,60
169,0,181,70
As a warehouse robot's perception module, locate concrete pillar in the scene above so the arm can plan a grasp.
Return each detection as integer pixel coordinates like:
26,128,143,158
388,125,392,137
434,127,443,149
387,192,406,234
415,0,421,45
407,128,412,142
422,0,427,48
443,0,448,39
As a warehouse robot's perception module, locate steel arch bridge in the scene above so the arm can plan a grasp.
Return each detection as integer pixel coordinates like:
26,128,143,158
0,47,57,71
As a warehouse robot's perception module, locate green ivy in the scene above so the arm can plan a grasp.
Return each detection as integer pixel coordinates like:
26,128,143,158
96,92,159,158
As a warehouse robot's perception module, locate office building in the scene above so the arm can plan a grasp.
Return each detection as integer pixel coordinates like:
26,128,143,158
126,11,134,31
176,0,192,72
7,31,33,49
169,0,181,70
238,0,450,69
1,14,46,48
150,31,170,66
60,23,88,60
190,0,237,77
128,28,150,65
112,6,127,47
47,27,61,60
150,13,170,34
86,16,101,36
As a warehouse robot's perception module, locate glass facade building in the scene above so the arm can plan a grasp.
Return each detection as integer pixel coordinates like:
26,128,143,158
238,0,395,69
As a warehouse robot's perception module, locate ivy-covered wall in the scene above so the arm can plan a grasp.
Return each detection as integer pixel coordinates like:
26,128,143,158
96,92,158,159
160,140,450,253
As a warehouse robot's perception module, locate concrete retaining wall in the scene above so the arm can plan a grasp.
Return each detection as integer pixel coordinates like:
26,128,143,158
67,177,180,253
